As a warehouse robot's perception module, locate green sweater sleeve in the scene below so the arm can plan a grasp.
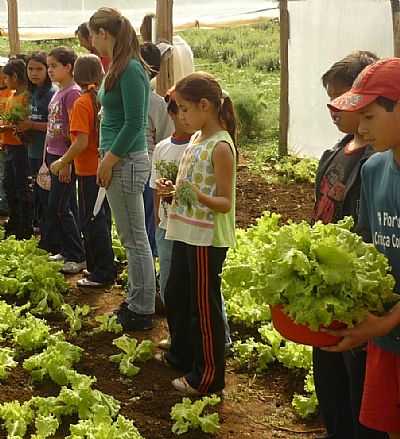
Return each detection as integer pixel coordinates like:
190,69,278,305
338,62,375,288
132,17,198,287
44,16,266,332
110,61,149,157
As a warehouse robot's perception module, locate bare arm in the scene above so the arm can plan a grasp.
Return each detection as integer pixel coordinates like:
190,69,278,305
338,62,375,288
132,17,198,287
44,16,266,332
153,191,161,226
195,141,234,214
17,120,48,132
50,133,89,175
323,302,400,352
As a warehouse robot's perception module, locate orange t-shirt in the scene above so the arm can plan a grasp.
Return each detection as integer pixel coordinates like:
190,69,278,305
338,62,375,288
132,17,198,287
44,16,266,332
0,89,12,145
2,91,29,146
70,92,99,176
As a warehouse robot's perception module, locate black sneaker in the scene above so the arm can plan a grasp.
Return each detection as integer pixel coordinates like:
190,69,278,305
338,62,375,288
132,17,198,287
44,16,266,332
116,306,153,331
114,301,129,315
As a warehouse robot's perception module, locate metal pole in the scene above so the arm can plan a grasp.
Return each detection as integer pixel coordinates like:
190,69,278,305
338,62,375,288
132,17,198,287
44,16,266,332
391,0,400,57
279,0,289,156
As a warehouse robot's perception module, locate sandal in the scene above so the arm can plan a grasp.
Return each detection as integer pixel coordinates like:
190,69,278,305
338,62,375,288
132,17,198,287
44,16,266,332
171,376,201,396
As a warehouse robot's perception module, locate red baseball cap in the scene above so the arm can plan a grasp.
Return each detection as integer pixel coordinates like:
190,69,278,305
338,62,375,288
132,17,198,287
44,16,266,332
328,58,400,112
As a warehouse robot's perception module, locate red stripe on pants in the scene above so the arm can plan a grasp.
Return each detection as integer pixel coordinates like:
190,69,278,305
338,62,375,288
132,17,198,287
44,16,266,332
197,247,216,393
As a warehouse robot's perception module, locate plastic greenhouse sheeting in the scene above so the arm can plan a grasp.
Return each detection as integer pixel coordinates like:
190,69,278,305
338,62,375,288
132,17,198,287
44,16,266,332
287,0,393,158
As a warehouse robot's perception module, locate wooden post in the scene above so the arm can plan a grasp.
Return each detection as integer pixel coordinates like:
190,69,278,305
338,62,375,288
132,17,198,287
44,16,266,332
156,0,174,96
391,0,400,57
279,0,289,156
7,0,20,56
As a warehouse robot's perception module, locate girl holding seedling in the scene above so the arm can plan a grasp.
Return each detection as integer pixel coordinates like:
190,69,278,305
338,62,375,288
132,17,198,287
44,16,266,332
17,52,56,248
156,72,237,395
45,47,85,274
50,54,116,288
0,58,32,239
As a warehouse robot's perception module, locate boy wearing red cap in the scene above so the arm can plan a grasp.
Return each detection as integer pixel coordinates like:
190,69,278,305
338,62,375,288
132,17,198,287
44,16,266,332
328,58,400,439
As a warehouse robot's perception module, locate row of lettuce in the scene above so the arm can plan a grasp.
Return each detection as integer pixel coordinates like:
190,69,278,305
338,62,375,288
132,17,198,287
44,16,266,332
0,238,222,437
1,209,393,435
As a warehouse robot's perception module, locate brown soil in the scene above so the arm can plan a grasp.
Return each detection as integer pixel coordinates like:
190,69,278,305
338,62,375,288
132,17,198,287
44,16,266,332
0,164,322,439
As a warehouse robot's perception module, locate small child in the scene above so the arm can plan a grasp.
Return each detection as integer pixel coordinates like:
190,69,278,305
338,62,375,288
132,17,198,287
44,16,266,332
156,72,237,395
327,58,400,439
45,47,85,274
140,42,173,261
1,58,32,239
50,54,116,288
150,87,193,301
312,51,386,439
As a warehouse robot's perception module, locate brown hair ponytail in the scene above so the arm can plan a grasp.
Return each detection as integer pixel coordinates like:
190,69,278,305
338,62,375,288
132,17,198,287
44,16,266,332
175,72,238,152
89,7,148,92
219,96,237,149
73,54,103,134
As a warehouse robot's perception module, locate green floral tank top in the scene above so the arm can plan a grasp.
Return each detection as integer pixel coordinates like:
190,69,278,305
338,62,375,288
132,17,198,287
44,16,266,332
166,130,236,247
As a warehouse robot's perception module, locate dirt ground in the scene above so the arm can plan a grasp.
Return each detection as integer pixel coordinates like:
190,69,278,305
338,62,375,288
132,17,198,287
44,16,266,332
0,163,322,439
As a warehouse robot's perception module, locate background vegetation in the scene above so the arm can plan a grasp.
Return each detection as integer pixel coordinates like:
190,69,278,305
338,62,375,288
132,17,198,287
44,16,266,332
181,20,318,183
0,18,317,182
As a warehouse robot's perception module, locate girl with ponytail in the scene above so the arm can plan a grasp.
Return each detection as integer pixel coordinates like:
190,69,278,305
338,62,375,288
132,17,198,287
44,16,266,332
50,54,116,288
156,72,237,395
89,8,155,330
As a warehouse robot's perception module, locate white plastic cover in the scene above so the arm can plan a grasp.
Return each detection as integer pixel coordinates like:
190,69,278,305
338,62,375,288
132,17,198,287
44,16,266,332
287,0,394,158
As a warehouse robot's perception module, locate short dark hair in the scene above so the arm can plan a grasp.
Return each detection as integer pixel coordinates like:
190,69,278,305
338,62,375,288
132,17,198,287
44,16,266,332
140,42,161,79
165,93,178,114
75,22,90,40
48,47,77,69
3,58,27,84
375,96,397,112
322,51,379,89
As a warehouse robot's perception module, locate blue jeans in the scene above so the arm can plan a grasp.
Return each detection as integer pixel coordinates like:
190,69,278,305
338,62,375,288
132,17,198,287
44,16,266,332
4,145,33,239
106,151,155,315
46,153,85,262
143,178,157,257
155,226,173,302
156,226,231,345
78,175,116,283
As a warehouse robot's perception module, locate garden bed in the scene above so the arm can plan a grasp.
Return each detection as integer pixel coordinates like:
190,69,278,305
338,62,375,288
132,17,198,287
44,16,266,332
0,163,321,439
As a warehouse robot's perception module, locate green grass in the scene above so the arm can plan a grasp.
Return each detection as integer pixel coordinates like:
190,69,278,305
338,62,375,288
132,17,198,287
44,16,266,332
180,19,280,72
0,37,81,56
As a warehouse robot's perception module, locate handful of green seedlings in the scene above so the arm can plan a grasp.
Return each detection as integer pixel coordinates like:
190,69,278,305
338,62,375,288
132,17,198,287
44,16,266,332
1,105,28,124
155,160,179,183
176,181,197,209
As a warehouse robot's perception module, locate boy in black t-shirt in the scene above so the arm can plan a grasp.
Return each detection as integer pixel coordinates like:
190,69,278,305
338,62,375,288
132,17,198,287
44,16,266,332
313,51,387,439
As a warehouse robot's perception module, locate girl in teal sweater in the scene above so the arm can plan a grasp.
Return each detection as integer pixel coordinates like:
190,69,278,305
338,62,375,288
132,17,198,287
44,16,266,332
89,7,155,331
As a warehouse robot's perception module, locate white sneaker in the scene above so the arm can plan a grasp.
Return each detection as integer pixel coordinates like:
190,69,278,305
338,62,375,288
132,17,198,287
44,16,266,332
61,261,86,275
49,253,65,262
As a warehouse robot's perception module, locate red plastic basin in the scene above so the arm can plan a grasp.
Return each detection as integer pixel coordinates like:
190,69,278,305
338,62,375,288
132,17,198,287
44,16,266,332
270,305,346,347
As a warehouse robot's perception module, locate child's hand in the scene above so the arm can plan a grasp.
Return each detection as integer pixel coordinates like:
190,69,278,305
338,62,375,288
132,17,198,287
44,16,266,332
321,312,393,352
58,164,72,184
156,178,175,197
50,158,66,176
